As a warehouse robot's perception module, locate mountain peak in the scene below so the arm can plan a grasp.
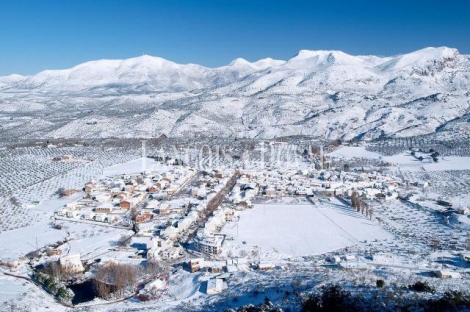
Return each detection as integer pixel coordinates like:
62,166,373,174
377,46,460,74
253,57,285,68
289,49,364,66
229,58,252,67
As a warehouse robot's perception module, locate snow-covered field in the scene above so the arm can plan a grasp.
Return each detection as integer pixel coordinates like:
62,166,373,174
0,195,81,259
0,274,63,312
222,199,392,259
102,157,171,176
330,146,470,171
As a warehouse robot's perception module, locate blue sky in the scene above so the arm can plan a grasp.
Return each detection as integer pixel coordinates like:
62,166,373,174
0,0,469,75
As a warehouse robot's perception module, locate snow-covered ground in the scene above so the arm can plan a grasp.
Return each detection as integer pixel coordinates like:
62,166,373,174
0,274,64,311
222,199,392,259
329,146,384,159
102,157,171,176
56,221,131,262
0,195,81,259
330,146,470,171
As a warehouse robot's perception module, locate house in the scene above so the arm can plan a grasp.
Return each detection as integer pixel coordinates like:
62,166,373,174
59,254,84,274
156,204,170,215
196,187,207,199
156,180,169,189
148,236,163,250
93,214,109,222
115,192,130,200
92,192,111,203
135,185,148,192
258,262,274,271
176,215,196,232
209,264,224,274
342,255,357,261
372,253,394,263
328,256,341,264
160,248,182,260
148,185,160,193
0,258,22,270
84,183,95,193
189,258,205,273
226,264,238,273
204,214,226,232
95,202,115,214
416,181,429,188
162,175,174,182
224,209,235,222
120,200,132,209
265,186,276,197
434,270,461,279
339,262,369,270
124,185,135,193
166,185,179,195
65,202,79,210
135,213,151,223
205,278,227,294
460,253,470,263
46,248,63,257
161,226,179,240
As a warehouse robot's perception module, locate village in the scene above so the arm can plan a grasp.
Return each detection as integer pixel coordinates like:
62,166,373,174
2,142,470,311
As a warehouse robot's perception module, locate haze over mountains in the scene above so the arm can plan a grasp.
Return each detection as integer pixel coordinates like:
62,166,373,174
1,47,469,140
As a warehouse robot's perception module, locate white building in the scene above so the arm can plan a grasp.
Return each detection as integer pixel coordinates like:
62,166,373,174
59,254,84,274
372,253,394,263
205,278,227,294
435,270,461,279
194,232,223,255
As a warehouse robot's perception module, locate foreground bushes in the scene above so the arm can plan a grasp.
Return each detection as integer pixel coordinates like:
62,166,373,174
33,271,74,302
213,283,470,312
301,284,470,312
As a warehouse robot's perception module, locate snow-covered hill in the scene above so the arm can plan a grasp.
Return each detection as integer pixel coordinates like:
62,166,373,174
0,47,469,140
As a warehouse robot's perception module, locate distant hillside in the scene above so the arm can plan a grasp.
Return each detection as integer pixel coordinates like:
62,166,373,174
0,47,469,141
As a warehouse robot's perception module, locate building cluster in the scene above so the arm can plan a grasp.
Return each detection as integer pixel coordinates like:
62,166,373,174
55,167,196,225
236,167,404,204
49,158,437,287
53,167,241,263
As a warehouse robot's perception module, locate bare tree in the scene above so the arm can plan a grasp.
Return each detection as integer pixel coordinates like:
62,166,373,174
94,262,137,298
55,187,67,198
41,261,64,281
9,196,20,207
116,234,130,247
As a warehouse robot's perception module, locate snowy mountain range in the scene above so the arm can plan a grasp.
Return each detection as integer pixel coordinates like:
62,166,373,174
1,47,469,140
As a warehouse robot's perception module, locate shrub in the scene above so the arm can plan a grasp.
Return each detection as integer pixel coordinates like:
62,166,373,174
376,279,385,288
52,223,62,230
137,294,150,301
301,284,360,312
408,281,434,293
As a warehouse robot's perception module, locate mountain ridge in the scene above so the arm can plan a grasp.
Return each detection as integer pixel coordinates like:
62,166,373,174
0,47,469,141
